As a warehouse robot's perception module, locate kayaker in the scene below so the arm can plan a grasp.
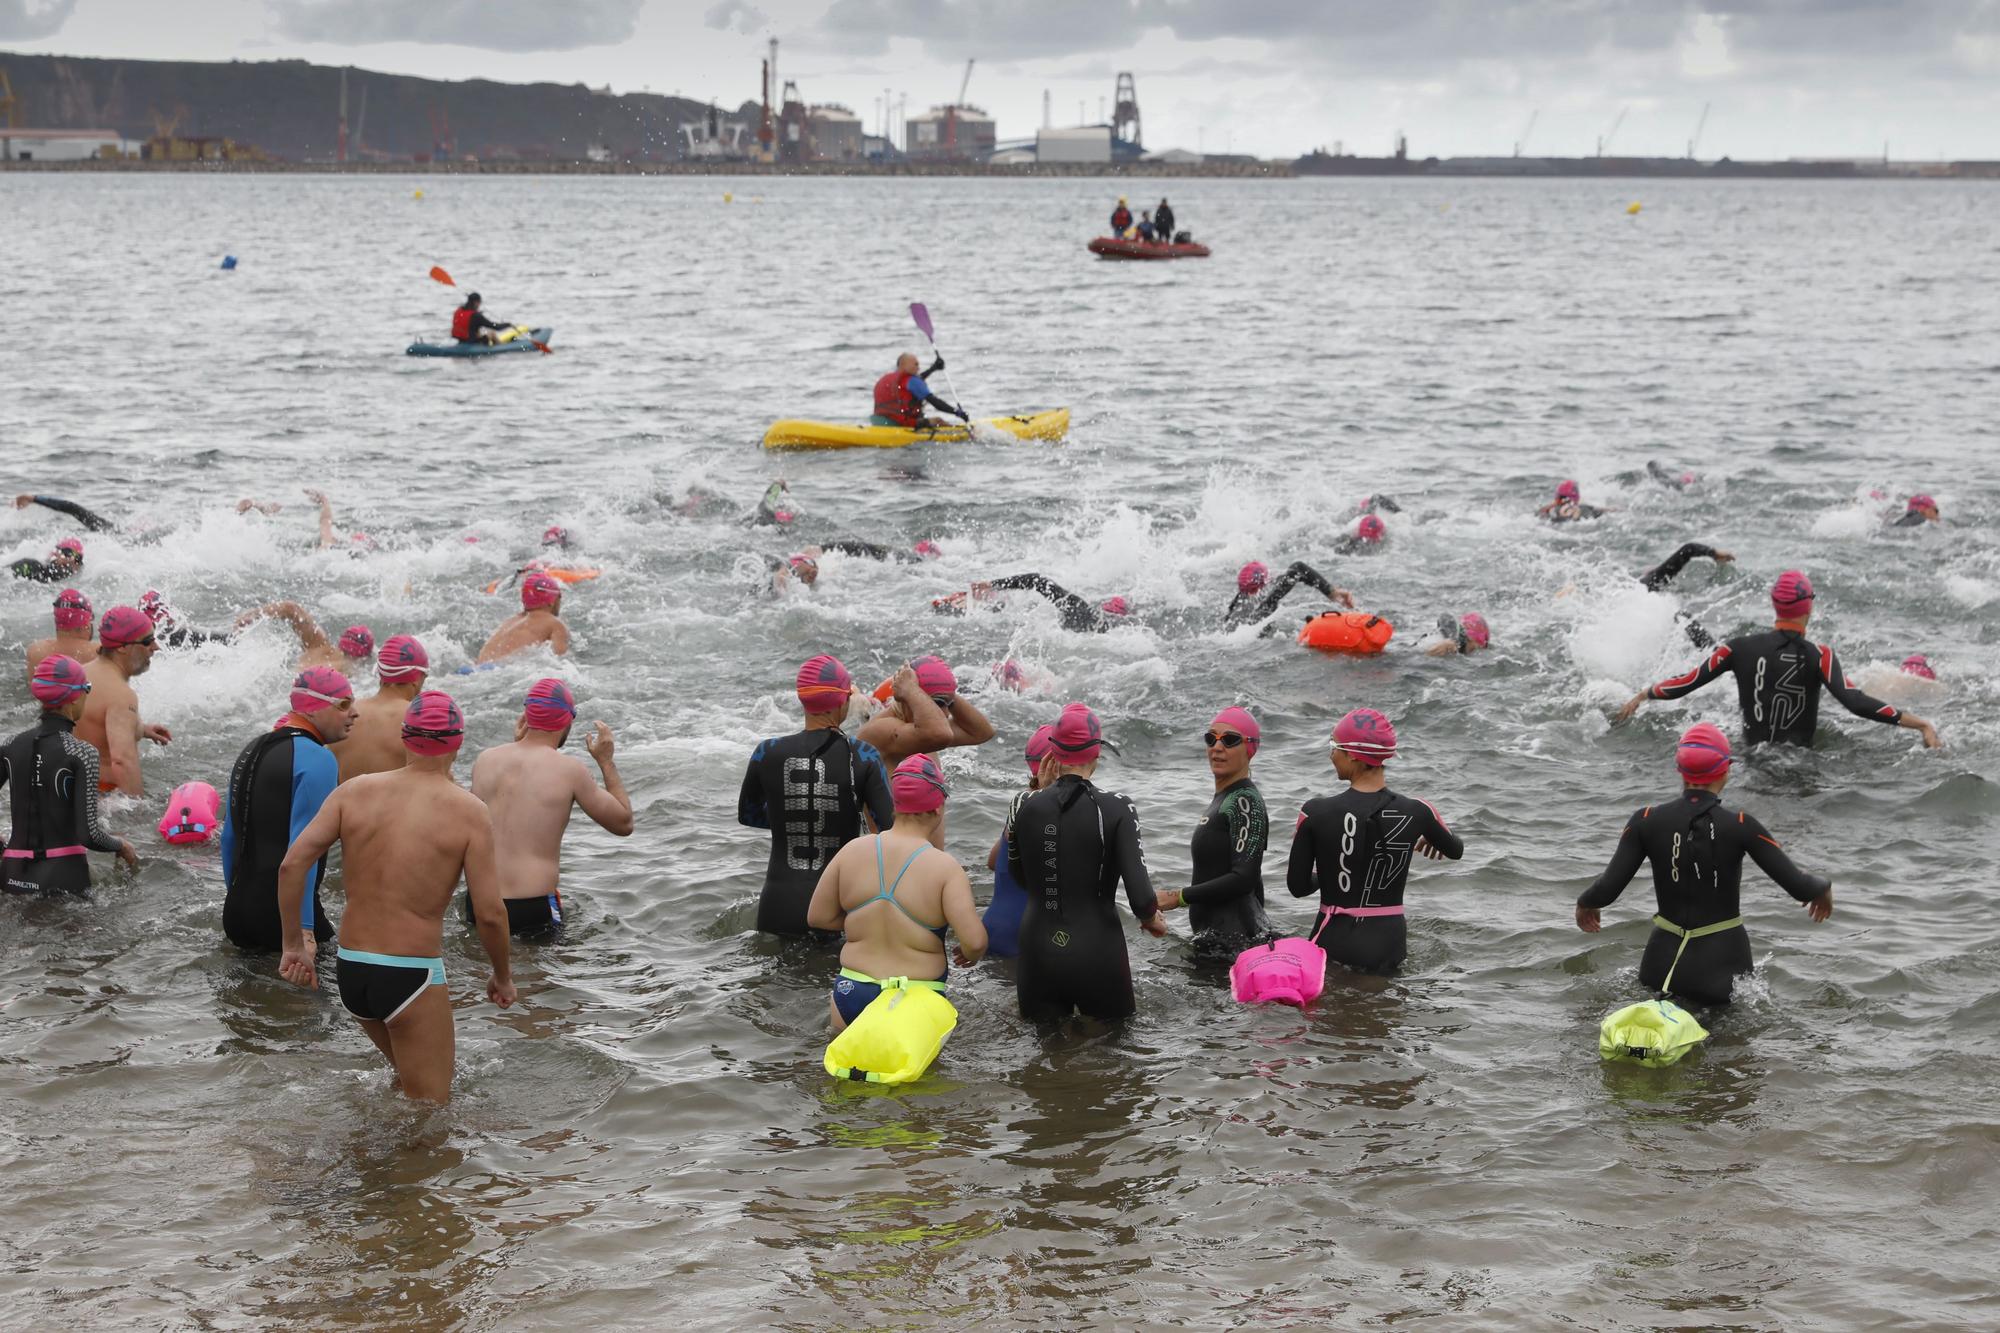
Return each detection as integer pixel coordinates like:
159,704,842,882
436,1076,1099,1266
872,353,966,429
1109,197,1132,234
452,292,510,347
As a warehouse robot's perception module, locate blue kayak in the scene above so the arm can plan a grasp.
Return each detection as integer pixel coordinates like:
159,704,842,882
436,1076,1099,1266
406,327,553,358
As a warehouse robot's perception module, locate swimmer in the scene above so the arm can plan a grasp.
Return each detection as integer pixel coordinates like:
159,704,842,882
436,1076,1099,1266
1901,653,1936,680
738,655,893,935
1575,721,1833,1006
858,658,996,846
14,493,113,532
141,589,227,649
25,589,98,679
1638,541,1734,648
476,572,569,663
9,535,83,584
277,690,515,1104
1333,514,1389,554
1287,708,1464,976
1892,494,1939,528
1005,703,1168,1024
1615,570,1941,749
1152,707,1275,958
221,666,353,951
765,552,818,597
1538,479,1611,523
331,634,429,782
1356,494,1402,516
233,601,373,672
234,488,345,549
752,480,798,527
1424,611,1491,657
1646,460,1698,490
935,575,1131,633
1226,561,1354,629
468,679,634,937
806,754,987,1032
78,607,170,796
818,538,940,563
3,655,137,894
483,526,601,594
983,724,1054,959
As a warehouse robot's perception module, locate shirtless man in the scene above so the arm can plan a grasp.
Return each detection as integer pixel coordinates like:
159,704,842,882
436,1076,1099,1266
78,606,170,796
276,690,515,1104
468,678,634,936
332,634,429,782
806,754,987,1032
857,659,995,848
477,572,569,662
235,600,374,673
25,589,98,680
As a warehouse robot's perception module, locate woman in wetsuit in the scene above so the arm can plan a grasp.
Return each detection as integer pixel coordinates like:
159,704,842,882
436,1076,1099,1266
1004,703,1167,1022
1576,721,1833,1006
983,723,1054,959
2,656,136,894
1287,708,1464,975
1154,707,1273,959
1225,561,1353,629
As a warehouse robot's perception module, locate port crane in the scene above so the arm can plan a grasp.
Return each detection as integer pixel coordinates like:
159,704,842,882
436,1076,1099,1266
1687,101,1710,160
944,58,974,151
1596,106,1627,157
1513,107,1537,158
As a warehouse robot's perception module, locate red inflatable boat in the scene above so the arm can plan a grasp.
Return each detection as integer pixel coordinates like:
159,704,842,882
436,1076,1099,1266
1087,236,1212,260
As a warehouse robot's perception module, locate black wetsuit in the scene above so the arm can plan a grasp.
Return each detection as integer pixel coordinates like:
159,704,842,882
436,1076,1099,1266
820,539,927,564
221,726,339,950
8,556,72,583
737,728,893,935
1646,461,1695,491
1287,786,1464,975
1358,495,1402,515
1645,627,1902,747
23,496,113,532
1578,789,1829,1006
1638,541,1724,648
1891,511,1930,529
985,574,1111,632
1544,502,1608,524
1184,778,1272,953
1154,203,1176,238
1225,561,1338,629
1,714,124,895
1006,774,1159,1022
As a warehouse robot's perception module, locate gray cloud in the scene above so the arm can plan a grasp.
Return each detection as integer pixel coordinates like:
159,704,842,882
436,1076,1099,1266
268,0,645,52
705,0,769,34
817,0,1149,60
0,0,76,40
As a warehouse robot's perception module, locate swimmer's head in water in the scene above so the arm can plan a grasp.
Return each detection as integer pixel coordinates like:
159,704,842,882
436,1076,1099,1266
1025,723,1056,772
911,655,957,702
1355,515,1386,544
521,572,562,610
787,555,819,585
890,753,949,814
995,658,1028,691
376,634,430,682
1901,653,1936,680
796,653,853,713
1050,701,1115,764
30,654,90,709
1555,479,1580,502
338,625,375,660
1237,561,1269,595
1332,708,1397,767
1099,595,1131,618
401,690,465,756
1906,493,1938,520
542,524,572,549
1458,612,1491,651
290,665,354,716
1771,569,1814,621
52,588,92,631
913,539,943,560
140,589,166,622
523,677,576,732
1675,721,1732,784
55,537,83,557
1208,705,1261,757
98,606,155,651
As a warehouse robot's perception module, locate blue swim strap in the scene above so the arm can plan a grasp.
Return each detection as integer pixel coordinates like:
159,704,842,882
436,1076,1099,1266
335,947,446,986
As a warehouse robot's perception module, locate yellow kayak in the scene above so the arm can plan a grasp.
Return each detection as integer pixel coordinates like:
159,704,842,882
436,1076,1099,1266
762,408,1069,450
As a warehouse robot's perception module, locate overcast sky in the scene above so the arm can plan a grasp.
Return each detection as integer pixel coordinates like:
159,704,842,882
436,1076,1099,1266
4,0,1997,159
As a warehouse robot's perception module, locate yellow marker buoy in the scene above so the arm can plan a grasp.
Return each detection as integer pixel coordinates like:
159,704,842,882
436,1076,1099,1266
414,189,424,200
723,192,732,203
1627,201,1642,215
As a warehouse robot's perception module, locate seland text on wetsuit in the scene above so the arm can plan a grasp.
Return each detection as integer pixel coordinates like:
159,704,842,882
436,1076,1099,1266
1184,777,1272,950
1287,787,1463,975
2,714,124,894
221,725,338,949
1578,789,1828,1005
1006,773,1159,1022
737,728,893,934
1644,627,1902,747
1225,562,1338,629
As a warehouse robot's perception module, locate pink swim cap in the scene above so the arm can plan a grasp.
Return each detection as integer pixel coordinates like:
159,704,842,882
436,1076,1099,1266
995,658,1028,691
1333,708,1397,766
1771,569,1815,619
1100,595,1131,618
98,605,153,649
55,537,83,557
338,625,375,660
772,510,796,525
139,589,168,624
1459,612,1491,649
1680,471,1696,486
1901,653,1936,681
521,572,562,609
796,653,852,712
1208,705,1261,757
1676,721,1732,783
542,524,571,548
1556,479,1580,501
29,654,89,708
911,655,957,699
158,781,222,846
401,690,465,756
1907,494,1937,513
913,539,943,560
523,677,577,731
376,634,429,681
890,753,949,814
1049,701,1110,763
1025,723,1055,771
52,588,92,631
1356,515,1386,543
290,666,353,715
1237,561,1270,595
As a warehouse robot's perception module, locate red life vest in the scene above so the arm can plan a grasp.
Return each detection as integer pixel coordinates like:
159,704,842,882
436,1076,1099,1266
1111,207,1131,231
451,306,475,340
873,370,923,427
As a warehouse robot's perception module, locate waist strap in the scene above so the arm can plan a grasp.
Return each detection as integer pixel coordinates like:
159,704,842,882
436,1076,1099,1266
838,967,947,992
1651,914,1744,996
3,845,86,860
1310,902,1404,946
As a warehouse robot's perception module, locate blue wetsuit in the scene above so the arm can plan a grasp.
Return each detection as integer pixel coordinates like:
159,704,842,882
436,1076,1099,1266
982,789,1032,958
221,725,338,950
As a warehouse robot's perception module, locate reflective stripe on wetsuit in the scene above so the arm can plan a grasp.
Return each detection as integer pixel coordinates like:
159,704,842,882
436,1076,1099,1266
737,728,893,934
1647,628,1901,747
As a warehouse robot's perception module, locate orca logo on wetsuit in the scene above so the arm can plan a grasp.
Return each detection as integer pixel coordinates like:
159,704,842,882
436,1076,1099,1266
1337,811,1358,895
779,755,842,871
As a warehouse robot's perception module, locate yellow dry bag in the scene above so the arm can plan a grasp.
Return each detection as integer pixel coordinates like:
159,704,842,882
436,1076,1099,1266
823,979,958,1085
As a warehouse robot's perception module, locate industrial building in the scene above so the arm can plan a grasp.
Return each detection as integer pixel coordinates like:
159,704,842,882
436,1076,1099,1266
1036,126,1111,165
906,105,994,162
1,127,133,161
808,105,862,162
